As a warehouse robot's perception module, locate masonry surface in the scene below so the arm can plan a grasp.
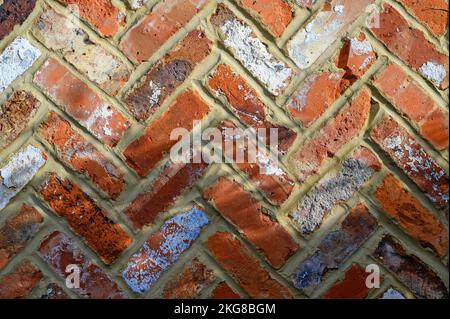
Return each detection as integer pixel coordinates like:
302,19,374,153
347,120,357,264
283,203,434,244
0,0,448,299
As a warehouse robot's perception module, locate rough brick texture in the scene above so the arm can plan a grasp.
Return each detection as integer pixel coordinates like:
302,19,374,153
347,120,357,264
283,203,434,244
0,0,448,300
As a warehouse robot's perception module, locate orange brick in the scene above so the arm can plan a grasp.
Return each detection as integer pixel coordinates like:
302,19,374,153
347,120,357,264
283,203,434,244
323,265,370,299
0,261,42,299
210,282,241,299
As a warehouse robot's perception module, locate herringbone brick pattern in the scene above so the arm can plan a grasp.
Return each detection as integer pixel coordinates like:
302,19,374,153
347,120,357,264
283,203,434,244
0,0,448,299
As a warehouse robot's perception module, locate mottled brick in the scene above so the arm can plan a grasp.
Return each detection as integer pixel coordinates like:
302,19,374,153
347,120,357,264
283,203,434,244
293,204,377,289
57,0,125,37
0,145,46,211
0,0,36,41
323,264,369,299
375,174,448,257
374,235,448,299
0,260,42,299
373,63,449,150
206,232,292,299
209,63,297,152
39,174,131,264
123,90,210,177
40,283,69,300
0,204,43,270
33,9,131,96
371,117,449,208
204,177,298,269
39,232,125,299
125,30,211,121
292,147,381,234
0,91,40,149
371,4,449,89
120,0,208,63
34,59,130,147
163,259,216,299
122,207,209,293
290,90,371,182
39,112,125,199
237,0,293,37
210,282,241,299
211,4,292,96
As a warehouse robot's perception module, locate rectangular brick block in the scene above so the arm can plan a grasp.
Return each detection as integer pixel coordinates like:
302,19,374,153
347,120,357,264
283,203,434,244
287,0,374,70
0,145,46,211
0,204,43,270
124,30,211,121
0,91,40,149
374,235,448,299
292,147,381,234
123,89,210,177
39,232,125,299
290,90,371,182
374,174,448,257
39,112,125,199
0,0,37,41
293,204,377,289
371,117,449,208
204,176,299,269
206,232,292,299
217,120,295,206
323,264,370,299
237,0,293,37
0,260,42,299
371,4,449,89
39,173,132,264
122,207,209,293
57,0,125,37
208,63,297,153
120,0,208,64
33,8,131,96
211,4,293,96
163,258,216,299
373,63,449,150
34,59,130,147
0,37,40,93
125,161,208,229
210,282,241,299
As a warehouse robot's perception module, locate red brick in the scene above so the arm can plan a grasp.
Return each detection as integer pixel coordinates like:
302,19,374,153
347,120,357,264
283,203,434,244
287,71,346,128
39,173,132,264
290,90,371,182
0,90,40,149
123,90,210,177
206,232,293,299
0,0,37,41
323,264,370,299
204,177,298,269
209,63,297,152
371,117,449,208
237,0,293,37
374,174,448,257
217,121,295,206
163,259,216,299
397,0,449,37
374,235,448,299
120,0,208,63
373,63,449,150
40,112,125,199
40,283,69,300
210,282,241,299
0,204,43,270
125,161,208,229
0,260,42,299
371,4,449,89
57,0,125,37
125,30,211,121
34,59,130,148
39,232,125,299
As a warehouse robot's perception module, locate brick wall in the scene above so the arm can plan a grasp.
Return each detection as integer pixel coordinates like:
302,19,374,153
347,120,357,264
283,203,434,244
0,0,448,299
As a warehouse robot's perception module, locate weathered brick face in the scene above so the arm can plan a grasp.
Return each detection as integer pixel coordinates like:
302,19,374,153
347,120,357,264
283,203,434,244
0,0,448,300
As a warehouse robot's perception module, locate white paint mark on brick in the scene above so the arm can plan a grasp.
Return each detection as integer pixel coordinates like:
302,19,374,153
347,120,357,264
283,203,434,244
0,37,41,93
0,145,46,210
419,61,447,87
